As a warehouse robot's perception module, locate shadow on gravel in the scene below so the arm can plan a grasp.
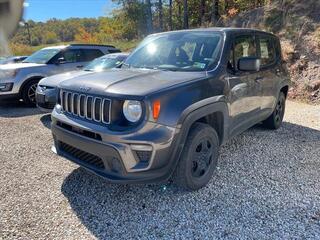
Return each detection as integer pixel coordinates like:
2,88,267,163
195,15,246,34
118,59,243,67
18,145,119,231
61,122,320,239
40,114,52,129
0,100,42,118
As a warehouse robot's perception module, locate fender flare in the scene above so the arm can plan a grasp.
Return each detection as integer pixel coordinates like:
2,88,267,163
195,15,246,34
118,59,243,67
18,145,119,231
163,96,230,181
177,96,230,144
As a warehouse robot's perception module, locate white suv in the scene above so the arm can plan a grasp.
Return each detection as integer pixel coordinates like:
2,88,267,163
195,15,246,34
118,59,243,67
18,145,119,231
0,44,120,105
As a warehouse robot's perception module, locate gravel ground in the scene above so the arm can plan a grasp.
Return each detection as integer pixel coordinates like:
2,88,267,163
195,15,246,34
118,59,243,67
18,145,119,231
0,100,319,239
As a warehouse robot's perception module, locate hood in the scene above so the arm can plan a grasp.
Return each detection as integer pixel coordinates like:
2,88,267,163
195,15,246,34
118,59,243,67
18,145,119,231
38,70,92,88
0,62,45,70
59,68,206,97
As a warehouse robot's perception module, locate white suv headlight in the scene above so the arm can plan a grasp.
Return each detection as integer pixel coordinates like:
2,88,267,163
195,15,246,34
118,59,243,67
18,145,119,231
0,69,19,79
123,100,142,123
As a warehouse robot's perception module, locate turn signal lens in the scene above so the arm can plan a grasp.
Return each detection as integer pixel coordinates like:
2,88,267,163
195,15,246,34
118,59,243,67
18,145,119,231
153,100,161,120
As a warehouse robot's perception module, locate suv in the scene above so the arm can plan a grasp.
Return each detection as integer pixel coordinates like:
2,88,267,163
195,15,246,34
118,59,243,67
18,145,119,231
51,28,289,191
0,44,120,105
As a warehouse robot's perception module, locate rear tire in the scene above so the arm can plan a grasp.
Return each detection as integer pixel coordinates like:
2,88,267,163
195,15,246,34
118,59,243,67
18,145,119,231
173,123,220,191
21,79,39,107
262,92,286,130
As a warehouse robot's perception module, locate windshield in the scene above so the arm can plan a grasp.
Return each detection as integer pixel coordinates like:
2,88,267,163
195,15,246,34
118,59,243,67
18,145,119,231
84,55,126,72
23,48,61,64
124,31,222,72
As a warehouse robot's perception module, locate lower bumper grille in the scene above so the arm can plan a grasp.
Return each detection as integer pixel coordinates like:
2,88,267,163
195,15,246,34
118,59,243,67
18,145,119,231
59,142,105,169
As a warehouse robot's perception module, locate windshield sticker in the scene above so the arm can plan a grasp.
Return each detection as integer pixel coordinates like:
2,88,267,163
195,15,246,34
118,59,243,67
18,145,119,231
193,62,206,69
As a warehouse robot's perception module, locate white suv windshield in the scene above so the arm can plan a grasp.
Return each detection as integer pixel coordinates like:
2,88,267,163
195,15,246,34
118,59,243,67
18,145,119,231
23,48,60,64
84,55,126,72
124,31,222,72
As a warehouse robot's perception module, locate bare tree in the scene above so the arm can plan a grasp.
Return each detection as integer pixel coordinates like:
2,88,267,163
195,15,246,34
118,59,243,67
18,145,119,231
158,0,163,31
183,0,189,29
199,0,206,26
211,0,219,25
145,0,153,34
169,0,173,30
178,0,183,29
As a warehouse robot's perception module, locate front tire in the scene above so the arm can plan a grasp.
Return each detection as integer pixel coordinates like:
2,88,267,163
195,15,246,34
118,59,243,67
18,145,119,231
21,79,39,107
262,92,286,130
173,123,220,191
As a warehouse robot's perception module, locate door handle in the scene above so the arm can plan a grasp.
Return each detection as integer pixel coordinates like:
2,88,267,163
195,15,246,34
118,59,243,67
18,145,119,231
76,65,84,69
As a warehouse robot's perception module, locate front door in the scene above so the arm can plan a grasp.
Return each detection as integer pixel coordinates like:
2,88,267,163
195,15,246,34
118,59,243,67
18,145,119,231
226,34,263,136
58,49,87,72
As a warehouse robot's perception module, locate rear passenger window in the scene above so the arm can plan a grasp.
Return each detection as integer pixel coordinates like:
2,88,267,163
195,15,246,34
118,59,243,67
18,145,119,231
233,35,257,70
62,49,84,63
259,36,276,67
83,49,104,61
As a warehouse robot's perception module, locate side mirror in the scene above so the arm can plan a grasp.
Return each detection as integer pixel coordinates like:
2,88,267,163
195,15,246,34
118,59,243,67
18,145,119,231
238,57,261,72
56,57,66,65
116,61,124,68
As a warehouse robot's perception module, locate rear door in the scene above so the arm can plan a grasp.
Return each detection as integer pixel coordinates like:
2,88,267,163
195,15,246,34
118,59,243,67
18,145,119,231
256,34,282,115
82,49,104,63
226,33,263,135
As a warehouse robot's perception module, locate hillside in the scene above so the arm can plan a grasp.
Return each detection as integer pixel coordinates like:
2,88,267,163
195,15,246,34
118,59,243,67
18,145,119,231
220,0,320,104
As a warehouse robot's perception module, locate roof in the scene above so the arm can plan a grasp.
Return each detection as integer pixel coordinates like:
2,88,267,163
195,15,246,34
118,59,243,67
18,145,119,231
42,45,67,50
150,27,277,38
69,44,117,48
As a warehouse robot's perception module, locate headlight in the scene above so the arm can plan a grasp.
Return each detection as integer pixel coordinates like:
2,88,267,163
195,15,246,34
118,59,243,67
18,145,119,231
123,100,142,123
0,69,19,79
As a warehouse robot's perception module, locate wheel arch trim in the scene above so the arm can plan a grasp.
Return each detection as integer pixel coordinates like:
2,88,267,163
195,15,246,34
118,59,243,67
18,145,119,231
19,76,45,96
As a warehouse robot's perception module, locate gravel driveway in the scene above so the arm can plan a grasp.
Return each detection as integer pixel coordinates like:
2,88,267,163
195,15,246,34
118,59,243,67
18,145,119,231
0,100,319,239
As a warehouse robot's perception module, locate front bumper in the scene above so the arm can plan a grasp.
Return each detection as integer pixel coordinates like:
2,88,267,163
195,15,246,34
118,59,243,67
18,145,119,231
36,87,57,111
0,82,19,100
51,108,180,183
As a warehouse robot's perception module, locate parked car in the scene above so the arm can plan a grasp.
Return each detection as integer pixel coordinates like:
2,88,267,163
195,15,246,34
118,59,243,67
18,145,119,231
0,56,28,65
51,28,289,191
36,52,129,111
0,44,120,106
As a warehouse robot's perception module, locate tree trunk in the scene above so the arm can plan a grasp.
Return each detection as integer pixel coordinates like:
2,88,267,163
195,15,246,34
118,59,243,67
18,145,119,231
178,0,183,29
158,0,163,31
224,0,230,15
199,0,206,26
183,0,189,29
169,0,173,30
211,0,219,25
145,0,153,34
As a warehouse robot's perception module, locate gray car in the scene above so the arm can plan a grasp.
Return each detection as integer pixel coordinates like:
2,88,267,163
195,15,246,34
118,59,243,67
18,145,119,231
36,53,129,111
0,44,120,105
51,28,290,191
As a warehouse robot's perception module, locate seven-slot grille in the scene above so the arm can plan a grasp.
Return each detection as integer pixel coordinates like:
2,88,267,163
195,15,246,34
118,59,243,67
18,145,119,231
60,90,111,124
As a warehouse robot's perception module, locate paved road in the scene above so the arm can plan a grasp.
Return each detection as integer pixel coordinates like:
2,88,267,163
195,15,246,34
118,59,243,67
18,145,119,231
0,100,319,239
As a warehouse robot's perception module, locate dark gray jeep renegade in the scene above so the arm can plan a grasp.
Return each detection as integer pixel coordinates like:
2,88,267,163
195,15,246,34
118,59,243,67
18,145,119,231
51,28,289,190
